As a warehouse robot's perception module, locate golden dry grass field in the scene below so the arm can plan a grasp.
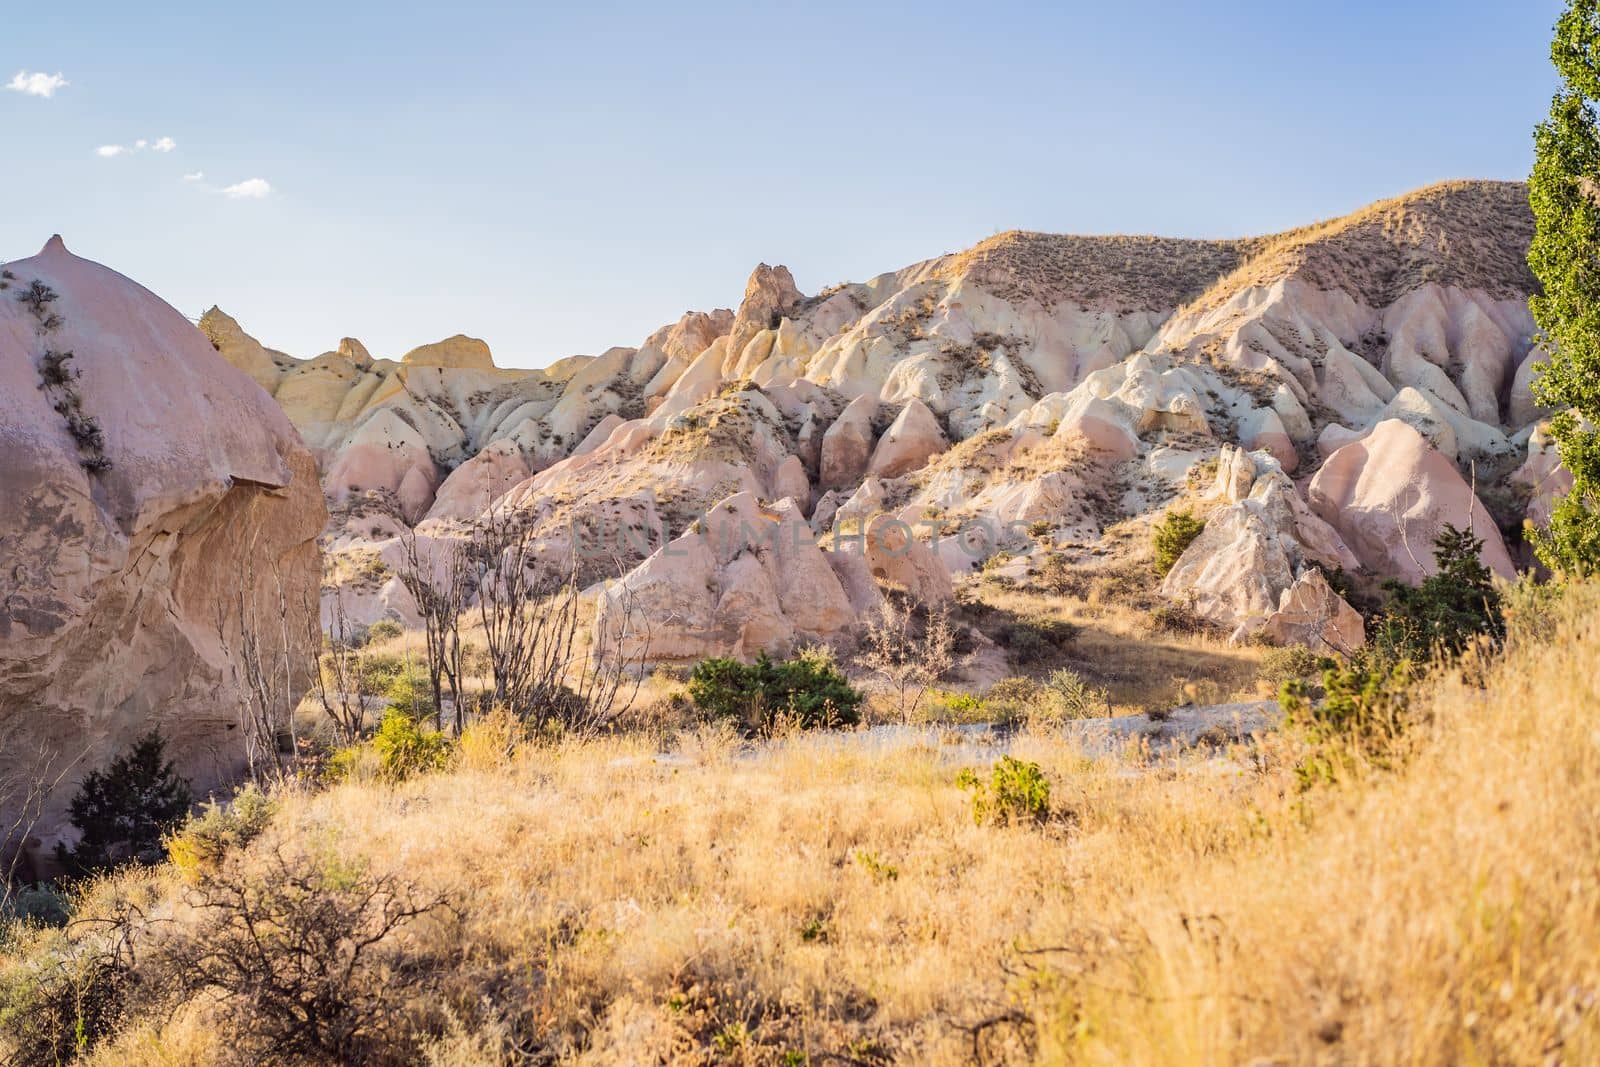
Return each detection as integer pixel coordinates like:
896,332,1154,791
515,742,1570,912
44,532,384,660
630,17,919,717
3,586,1596,1066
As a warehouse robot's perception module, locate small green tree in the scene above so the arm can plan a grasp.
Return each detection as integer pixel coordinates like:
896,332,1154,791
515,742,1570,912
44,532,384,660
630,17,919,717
1529,1,1600,575
55,730,193,877
688,650,862,734
1152,510,1206,576
1377,524,1504,661
370,708,452,782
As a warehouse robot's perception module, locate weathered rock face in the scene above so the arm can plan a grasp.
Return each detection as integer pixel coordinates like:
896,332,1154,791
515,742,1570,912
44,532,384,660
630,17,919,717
594,493,873,663
1,238,325,861
207,180,1545,664
1161,448,1361,642
1261,569,1366,654
1308,419,1514,584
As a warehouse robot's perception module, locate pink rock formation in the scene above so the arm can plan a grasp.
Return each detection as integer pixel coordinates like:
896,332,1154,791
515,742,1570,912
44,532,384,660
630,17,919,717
1261,570,1366,654
0,237,324,860
820,393,877,489
868,399,948,479
1308,419,1513,584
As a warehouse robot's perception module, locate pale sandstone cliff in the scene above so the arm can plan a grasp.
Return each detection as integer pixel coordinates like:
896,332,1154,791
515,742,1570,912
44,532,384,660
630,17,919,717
1,238,325,862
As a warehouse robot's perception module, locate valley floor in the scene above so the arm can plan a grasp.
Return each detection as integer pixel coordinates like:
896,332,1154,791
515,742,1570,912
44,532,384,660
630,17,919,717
5,589,1599,1066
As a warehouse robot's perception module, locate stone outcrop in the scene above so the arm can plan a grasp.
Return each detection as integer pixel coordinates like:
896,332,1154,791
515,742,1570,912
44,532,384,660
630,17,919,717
1261,570,1366,654
1308,419,1514,584
593,493,872,663
195,180,1541,664
1,237,324,860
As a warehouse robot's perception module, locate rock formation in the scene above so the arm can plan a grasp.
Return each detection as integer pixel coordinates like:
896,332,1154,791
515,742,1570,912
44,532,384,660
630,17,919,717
1,237,324,861
205,180,1551,658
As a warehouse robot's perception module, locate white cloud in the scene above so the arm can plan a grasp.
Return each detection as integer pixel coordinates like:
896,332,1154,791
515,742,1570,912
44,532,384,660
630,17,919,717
96,144,128,158
153,136,176,152
6,71,69,98
222,178,272,200
182,171,205,183
135,139,148,150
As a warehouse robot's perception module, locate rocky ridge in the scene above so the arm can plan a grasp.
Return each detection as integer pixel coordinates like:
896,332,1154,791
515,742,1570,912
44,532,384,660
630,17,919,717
208,181,1554,660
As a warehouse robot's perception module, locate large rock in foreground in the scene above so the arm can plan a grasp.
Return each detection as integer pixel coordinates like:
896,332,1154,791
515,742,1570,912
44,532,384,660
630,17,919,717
0,237,325,863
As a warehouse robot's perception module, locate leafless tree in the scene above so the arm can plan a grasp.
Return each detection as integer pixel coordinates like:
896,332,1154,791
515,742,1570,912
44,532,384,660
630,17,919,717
0,731,85,898
152,845,447,1065
215,555,302,783
460,505,649,736
306,587,376,745
393,529,471,733
857,594,955,724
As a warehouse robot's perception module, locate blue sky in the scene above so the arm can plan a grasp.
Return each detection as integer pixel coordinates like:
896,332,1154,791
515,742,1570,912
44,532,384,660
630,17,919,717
1,0,1566,369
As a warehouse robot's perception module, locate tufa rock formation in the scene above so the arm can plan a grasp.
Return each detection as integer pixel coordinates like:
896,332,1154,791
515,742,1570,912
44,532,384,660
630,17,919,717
206,180,1551,662
1,237,324,862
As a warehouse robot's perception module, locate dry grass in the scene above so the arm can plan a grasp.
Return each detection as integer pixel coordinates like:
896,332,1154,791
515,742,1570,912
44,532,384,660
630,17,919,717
938,181,1534,319
1183,179,1536,316
940,231,1253,312
10,589,1599,1066
969,584,1264,712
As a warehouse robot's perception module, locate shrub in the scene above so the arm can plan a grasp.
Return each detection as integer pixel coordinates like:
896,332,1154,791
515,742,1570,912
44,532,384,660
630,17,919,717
1150,599,1212,635
981,550,1015,574
360,652,406,692
1152,509,1206,576
383,664,437,723
957,757,1052,826
364,619,404,645
857,600,954,723
688,649,862,734
0,884,70,930
929,690,987,723
1036,551,1085,597
37,349,77,387
1376,524,1504,662
150,846,446,1065
980,676,1043,724
996,615,1078,663
54,731,192,878
370,708,452,782
1257,645,1321,688
0,917,137,1064
167,784,277,884
1037,668,1109,722
1280,654,1415,788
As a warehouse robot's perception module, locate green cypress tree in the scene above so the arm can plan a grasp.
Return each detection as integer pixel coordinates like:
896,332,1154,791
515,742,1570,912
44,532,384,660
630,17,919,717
54,730,193,877
1529,1,1600,575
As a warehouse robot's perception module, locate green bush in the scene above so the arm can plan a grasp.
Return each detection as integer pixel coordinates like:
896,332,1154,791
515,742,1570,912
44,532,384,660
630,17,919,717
363,619,404,645
1376,524,1504,662
1037,668,1109,721
54,731,192,878
1280,654,1415,789
166,784,277,882
0,884,70,930
996,616,1078,663
688,648,861,734
358,652,406,692
0,918,136,1064
370,708,452,782
1257,645,1322,688
1152,509,1206,577
978,677,1042,724
383,664,437,723
956,757,1052,826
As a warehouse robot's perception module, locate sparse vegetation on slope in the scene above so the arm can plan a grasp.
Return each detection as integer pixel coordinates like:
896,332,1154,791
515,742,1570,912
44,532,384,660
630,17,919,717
941,231,1253,311
1184,180,1537,316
